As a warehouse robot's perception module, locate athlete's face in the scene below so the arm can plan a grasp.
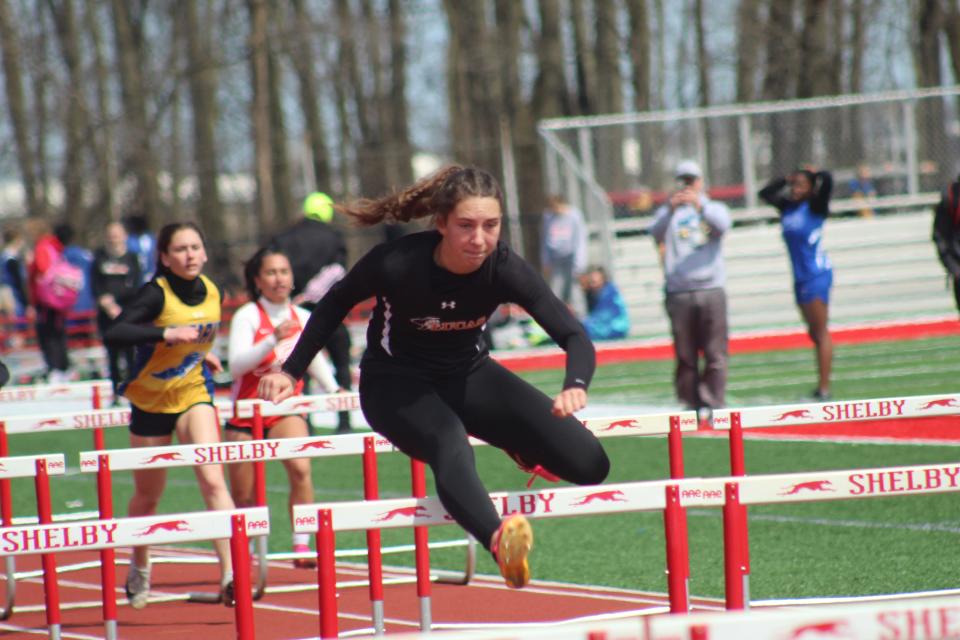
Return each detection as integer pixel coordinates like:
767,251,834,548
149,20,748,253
789,173,813,201
160,228,207,279
255,253,293,304
435,197,501,274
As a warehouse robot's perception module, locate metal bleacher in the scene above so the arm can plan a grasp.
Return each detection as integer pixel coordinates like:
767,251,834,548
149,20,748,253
610,208,955,339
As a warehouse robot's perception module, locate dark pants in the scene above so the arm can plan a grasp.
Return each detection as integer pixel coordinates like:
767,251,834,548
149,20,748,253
359,359,609,548
99,316,133,397
325,323,353,431
952,276,960,315
665,288,728,410
35,305,69,374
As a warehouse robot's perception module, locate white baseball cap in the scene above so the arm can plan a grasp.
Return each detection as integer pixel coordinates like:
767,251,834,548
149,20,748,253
675,160,702,179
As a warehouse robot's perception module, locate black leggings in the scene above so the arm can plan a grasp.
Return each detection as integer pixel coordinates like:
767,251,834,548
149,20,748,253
359,359,610,549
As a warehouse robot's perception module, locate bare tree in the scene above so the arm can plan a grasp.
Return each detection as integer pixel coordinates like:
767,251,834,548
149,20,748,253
289,0,332,193
179,0,225,247
911,0,946,181
570,0,596,115
386,0,413,188
110,0,161,228
594,0,626,189
762,0,798,174
0,0,42,216
268,44,293,224
736,0,762,104
83,1,118,221
247,0,276,231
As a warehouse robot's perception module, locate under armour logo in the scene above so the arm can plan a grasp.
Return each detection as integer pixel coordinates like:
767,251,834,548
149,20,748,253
441,301,456,310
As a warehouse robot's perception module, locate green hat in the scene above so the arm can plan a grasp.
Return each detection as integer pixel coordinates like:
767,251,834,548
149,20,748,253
303,192,334,223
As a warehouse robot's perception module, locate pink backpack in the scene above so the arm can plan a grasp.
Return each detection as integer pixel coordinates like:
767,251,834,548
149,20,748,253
35,257,84,311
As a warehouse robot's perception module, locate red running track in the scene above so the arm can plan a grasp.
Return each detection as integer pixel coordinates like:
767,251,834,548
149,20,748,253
0,547,724,639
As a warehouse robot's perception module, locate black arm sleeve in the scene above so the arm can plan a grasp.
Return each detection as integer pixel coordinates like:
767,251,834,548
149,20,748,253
102,282,166,346
500,253,595,390
282,247,380,381
758,177,791,211
933,186,960,277
90,253,107,299
809,171,833,216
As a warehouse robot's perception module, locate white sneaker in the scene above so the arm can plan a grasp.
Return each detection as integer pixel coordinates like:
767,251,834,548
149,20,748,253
125,564,151,609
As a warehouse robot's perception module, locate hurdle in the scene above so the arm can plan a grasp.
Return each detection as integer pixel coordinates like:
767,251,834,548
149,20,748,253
645,592,960,640
0,379,113,407
294,456,960,637
709,391,960,608
0,453,67,622
0,505,267,640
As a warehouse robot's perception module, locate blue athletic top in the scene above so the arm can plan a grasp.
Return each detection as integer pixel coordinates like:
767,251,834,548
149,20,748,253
759,172,833,284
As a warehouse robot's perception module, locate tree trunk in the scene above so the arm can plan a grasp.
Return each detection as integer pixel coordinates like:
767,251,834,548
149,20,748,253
180,0,225,249
82,1,118,221
570,0,596,115
762,0,798,175
387,0,413,188
32,3,52,207
289,0,331,192
110,0,161,228
46,0,89,230
911,0,945,182
0,0,42,216
736,0,761,103
594,0,625,189
268,46,293,225
246,0,275,231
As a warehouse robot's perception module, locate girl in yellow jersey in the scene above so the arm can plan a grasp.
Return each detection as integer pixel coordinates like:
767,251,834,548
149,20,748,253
104,222,237,609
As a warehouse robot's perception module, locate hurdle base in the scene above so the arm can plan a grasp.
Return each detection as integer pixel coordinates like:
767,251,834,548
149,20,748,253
0,556,15,620
186,590,225,604
372,599,385,635
104,619,118,640
49,623,62,640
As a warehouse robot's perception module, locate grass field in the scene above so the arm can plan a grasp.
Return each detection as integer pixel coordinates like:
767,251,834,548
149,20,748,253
7,334,960,601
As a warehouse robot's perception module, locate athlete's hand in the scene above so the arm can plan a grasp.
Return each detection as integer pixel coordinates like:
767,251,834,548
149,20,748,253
163,325,199,344
258,372,296,404
203,351,223,374
274,319,299,341
552,387,587,417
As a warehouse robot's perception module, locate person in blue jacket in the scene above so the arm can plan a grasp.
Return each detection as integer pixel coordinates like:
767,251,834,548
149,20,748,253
579,265,629,340
759,167,834,401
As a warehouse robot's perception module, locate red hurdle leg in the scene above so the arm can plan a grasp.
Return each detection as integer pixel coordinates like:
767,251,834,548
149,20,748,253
97,455,118,639
667,415,691,583
0,422,11,620
35,459,62,637
92,384,105,450
411,459,431,630
729,412,751,603
362,437,385,634
317,509,338,639
722,481,748,610
663,484,689,613
231,514,255,640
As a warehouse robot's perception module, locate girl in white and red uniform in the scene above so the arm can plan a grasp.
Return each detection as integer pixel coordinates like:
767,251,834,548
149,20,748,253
226,246,339,567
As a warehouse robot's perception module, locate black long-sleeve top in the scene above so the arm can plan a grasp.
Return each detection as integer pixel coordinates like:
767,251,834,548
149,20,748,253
282,230,595,390
758,171,834,217
103,273,215,346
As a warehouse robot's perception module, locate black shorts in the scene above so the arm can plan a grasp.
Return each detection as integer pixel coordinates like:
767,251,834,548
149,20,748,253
129,402,213,437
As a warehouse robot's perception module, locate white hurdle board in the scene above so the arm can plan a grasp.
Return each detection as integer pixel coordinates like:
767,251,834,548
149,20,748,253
0,454,66,478
646,593,960,640
711,392,960,430
0,507,269,556
0,380,112,404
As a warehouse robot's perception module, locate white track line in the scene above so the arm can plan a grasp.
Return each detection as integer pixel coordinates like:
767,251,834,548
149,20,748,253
0,622,103,640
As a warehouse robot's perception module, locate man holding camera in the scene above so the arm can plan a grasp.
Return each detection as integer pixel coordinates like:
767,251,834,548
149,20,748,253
649,160,731,421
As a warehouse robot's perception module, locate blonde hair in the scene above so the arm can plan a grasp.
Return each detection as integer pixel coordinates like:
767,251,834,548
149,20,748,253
337,165,503,226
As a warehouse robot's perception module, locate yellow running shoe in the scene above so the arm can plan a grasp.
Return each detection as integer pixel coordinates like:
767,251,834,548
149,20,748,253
492,514,533,588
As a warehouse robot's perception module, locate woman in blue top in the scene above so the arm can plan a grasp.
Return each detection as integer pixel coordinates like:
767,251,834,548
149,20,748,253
759,168,833,401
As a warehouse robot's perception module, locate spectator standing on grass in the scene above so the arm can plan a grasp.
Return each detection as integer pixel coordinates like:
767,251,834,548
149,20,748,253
61,227,96,341
932,174,960,315
848,163,877,218
226,246,339,568
258,165,610,590
91,222,141,399
649,160,731,420
540,194,588,305
124,214,157,285
579,265,629,341
270,192,353,433
27,220,81,383
759,166,834,401
104,221,236,609
1,223,29,319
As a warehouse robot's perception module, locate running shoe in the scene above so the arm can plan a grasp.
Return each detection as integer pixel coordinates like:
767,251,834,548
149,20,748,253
292,543,317,569
221,577,235,608
506,451,560,488
125,564,151,609
491,514,533,589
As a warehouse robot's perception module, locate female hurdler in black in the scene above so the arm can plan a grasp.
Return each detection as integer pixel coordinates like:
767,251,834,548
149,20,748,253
258,165,610,588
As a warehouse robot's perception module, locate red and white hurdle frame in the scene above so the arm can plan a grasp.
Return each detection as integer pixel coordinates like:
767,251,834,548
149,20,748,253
0,506,267,640
0,454,67,623
293,456,960,638
0,379,113,406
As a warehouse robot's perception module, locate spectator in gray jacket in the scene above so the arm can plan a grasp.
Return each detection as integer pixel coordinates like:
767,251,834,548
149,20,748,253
648,160,731,417
540,195,588,305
